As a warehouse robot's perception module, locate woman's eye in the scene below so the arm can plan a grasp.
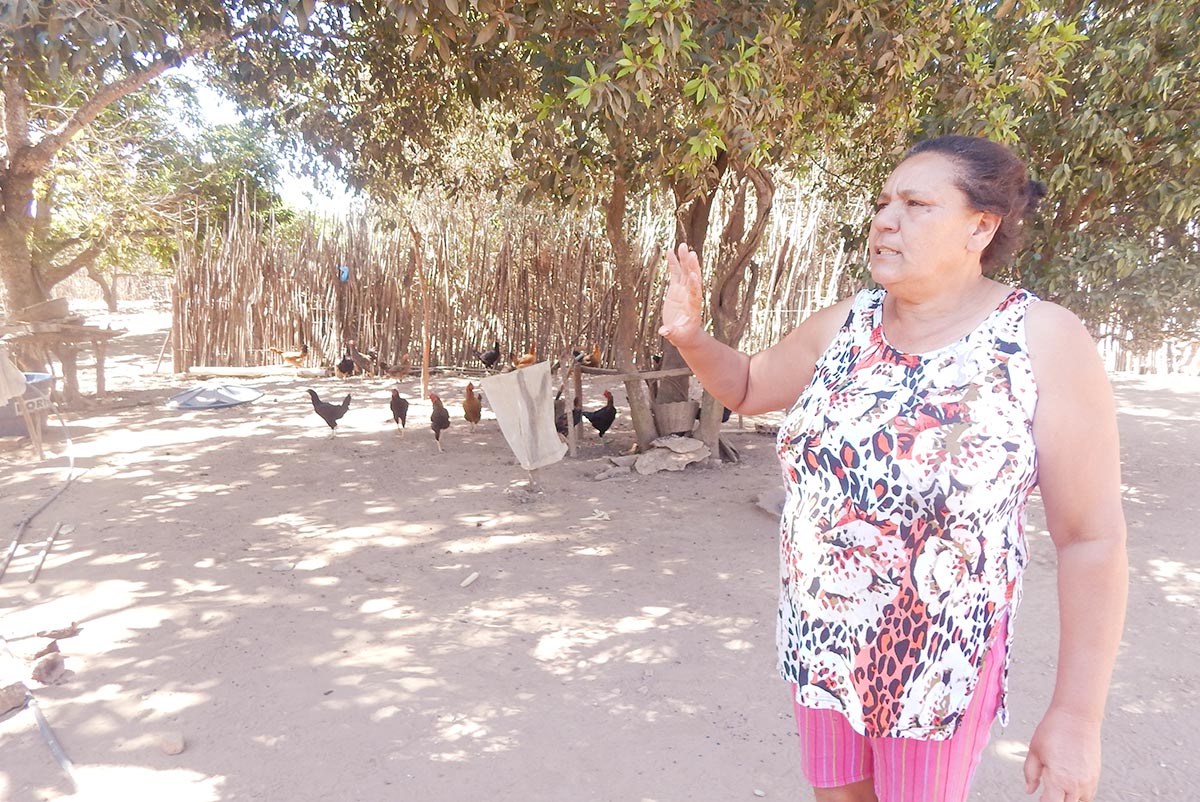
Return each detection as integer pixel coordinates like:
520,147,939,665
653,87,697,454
907,199,926,207
873,202,887,212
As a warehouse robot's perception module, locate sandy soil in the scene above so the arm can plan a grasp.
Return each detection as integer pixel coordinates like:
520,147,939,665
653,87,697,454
1,302,1196,802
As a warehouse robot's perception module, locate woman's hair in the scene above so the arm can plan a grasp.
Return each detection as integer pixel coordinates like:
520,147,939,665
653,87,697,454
906,135,1047,271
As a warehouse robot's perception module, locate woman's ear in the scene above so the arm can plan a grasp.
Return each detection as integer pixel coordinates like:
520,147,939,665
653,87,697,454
967,211,1002,254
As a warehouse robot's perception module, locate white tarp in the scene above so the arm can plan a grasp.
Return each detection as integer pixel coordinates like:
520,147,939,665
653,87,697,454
480,361,567,471
0,344,28,407
165,381,264,410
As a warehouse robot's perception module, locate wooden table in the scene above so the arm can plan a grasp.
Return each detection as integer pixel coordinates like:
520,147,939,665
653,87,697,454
1,321,125,404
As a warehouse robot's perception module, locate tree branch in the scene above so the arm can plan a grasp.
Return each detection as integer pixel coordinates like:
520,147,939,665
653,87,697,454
42,235,108,290
11,33,223,180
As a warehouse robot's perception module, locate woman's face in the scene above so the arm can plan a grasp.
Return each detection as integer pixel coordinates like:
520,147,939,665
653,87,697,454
868,152,997,290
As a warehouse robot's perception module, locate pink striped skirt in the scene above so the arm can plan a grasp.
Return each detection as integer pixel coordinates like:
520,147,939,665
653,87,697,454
792,622,1007,802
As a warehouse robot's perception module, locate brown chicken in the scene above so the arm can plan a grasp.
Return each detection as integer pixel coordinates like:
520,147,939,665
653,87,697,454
582,344,601,368
382,354,412,379
512,346,538,369
463,382,482,431
429,393,451,451
271,344,308,368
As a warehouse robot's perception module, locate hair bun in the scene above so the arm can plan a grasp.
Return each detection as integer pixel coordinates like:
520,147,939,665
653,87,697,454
1023,179,1047,218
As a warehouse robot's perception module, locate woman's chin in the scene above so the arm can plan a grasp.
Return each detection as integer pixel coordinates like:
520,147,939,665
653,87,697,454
869,261,901,286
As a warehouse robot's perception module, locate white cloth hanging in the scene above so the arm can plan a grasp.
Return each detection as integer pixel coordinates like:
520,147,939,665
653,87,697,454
480,361,567,471
0,343,29,406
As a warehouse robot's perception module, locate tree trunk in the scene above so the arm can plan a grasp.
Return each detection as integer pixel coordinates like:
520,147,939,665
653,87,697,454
0,217,45,312
87,265,119,312
605,168,658,450
693,167,776,457
657,155,730,412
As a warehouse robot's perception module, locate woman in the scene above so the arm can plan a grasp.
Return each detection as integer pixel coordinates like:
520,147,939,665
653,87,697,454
659,135,1127,802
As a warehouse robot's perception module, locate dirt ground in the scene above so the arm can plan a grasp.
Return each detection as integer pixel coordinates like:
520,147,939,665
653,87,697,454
1,302,1196,802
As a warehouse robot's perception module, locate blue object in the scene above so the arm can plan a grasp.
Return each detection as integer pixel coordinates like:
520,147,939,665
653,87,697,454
338,265,351,282
0,372,54,437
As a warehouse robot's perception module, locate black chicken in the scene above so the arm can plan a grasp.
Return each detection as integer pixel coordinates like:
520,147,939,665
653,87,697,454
389,388,409,436
474,340,501,370
306,389,351,435
429,393,451,451
581,390,617,438
554,389,583,436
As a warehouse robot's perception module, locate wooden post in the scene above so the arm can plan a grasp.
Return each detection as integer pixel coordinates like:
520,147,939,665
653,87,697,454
56,344,79,404
571,362,583,451
154,330,171,374
410,224,431,401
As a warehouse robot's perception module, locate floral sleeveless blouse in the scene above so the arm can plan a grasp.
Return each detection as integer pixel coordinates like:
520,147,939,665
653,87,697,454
776,287,1040,740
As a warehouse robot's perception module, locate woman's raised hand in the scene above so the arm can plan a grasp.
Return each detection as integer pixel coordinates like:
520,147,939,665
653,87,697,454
659,243,704,347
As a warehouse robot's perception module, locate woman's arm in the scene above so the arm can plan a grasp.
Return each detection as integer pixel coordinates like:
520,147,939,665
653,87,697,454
659,243,848,415
1023,301,1129,802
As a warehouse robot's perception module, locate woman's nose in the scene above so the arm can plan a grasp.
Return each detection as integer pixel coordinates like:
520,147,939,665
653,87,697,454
872,203,899,232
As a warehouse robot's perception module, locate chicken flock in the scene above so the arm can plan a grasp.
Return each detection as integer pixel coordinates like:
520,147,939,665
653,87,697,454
293,337,622,450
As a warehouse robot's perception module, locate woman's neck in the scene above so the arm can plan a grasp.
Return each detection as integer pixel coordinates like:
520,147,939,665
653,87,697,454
880,276,1011,354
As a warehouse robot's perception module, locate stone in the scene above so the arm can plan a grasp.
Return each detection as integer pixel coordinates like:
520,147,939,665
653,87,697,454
650,435,706,453
634,443,711,475
160,731,186,755
0,683,27,716
593,465,631,480
31,653,66,685
754,488,787,518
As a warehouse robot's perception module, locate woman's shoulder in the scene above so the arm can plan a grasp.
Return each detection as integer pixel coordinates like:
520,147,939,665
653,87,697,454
1024,298,1093,346
772,294,860,370
1023,298,1105,382
805,294,861,339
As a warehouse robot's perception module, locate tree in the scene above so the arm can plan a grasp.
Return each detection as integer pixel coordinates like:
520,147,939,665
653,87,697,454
1014,0,1200,349
0,1,290,312
206,0,1096,449
822,0,1200,348
24,77,289,310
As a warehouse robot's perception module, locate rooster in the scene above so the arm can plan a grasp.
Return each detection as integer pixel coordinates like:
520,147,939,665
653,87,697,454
463,382,482,431
346,339,376,376
306,389,350,436
429,393,451,451
389,388,409,436
474,340,501,370
581,390,617,438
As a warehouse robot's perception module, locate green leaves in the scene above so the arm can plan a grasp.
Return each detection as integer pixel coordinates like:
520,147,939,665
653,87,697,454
565,59,612,109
